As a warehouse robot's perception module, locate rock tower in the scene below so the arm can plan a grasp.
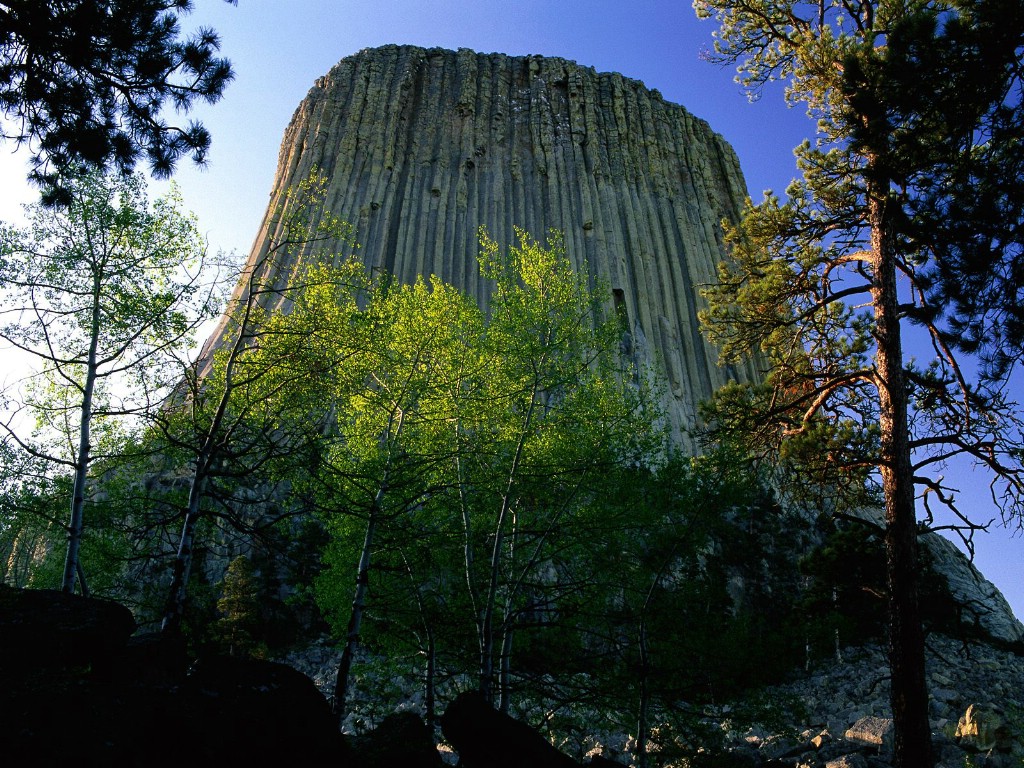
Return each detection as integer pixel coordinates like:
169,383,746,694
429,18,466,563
226,44,764,444
202,44,1023,645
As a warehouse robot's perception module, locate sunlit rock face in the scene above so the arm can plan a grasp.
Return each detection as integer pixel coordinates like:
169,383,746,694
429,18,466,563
227,44,764,446
198,45,1024,648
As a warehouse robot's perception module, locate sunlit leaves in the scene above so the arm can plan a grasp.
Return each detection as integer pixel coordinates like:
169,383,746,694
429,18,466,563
265,227,663,699
0,170,217,457
0,169,219,592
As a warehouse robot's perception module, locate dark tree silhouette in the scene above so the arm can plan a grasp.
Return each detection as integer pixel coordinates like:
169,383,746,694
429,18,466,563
0,0,235,204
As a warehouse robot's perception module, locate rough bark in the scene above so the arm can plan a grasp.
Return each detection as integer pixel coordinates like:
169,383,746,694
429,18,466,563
869,186,934,768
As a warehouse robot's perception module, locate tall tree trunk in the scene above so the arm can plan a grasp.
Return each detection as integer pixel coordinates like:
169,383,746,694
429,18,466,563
333,487,383,724
455,446,484,651
161,473,207,634
62,290,102,594
480,392,536,704
425,631,437,731
636,614,651,768
76,560,90,599
869,187,934,768
498,621,513,715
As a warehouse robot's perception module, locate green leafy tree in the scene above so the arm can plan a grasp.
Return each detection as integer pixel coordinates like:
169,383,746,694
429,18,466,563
153,171,360,635
0,171,217,594
283,228,661,720
465,228,659,711
0,444,70,588
270,267,484,720
580,453,803,768
0,0,235,204
693,0,1024,762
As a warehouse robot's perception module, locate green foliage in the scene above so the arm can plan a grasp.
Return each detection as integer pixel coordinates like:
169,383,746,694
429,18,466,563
695,0,1024,526
254,226,662,709
800,523,889,649
0,465,69,589
0,170,219,593
213,555,266,659
0,171,215,403
797,517,1011,657
146,168,360,635
693,3,1024,758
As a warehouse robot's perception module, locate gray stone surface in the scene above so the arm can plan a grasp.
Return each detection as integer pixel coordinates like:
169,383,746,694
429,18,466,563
845,716,894,753
826,755,869,768
922,532,1024,645
209,44,765,447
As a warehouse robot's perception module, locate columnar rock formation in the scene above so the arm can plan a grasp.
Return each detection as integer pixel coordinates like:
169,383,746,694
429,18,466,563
201,44,1022,643
228,44,763,444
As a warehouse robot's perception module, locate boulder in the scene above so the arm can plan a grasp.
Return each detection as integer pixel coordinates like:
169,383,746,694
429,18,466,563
181,655,344,764
115,631,189,685
0,587,352,767
844,716,894,755
357,711,443,768
826,754,870,768
441,691,580,767
955,703,1016,754
0,582,136,672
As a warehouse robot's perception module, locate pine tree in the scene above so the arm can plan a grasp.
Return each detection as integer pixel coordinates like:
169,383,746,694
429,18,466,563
694,0,1024,764
0,0,235,204
215,555,261,658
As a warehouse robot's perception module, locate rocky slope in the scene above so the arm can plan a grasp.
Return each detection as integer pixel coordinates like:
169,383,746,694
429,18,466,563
280,633,1024,767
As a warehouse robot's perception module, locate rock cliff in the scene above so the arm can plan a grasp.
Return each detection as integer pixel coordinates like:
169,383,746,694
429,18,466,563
207,44,1021,643
225,44,764,445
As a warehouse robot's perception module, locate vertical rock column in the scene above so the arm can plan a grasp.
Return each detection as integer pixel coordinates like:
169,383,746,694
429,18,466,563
220,44,764,446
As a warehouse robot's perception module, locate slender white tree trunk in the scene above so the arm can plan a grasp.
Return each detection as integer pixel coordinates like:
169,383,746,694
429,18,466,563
61,284,102,594
161,473,207,634
333,502,379,721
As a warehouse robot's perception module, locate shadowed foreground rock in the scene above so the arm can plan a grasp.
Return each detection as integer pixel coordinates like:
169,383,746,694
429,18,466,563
441,690,581,767
0,585,350,767
355,711,445,767
0,582,136,668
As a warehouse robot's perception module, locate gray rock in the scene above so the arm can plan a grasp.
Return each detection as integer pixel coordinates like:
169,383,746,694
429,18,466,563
205,44,765,450
923,534,1024,646
844,716,894,754
955,703,1016,753
826,754,869,768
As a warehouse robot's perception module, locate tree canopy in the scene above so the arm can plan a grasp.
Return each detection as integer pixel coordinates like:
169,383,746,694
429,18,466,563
0,0,235,204
252,227,663,720
694,0,1024,763
0,170,219,594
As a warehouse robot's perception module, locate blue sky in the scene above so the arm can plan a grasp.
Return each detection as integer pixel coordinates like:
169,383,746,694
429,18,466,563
1,0,1020,621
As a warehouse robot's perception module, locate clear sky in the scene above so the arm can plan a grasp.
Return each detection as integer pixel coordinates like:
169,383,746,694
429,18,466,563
0,0,1020,622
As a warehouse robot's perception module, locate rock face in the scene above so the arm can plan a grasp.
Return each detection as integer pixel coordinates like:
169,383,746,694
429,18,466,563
922,531,1024,646
212,44,1021,640
229,44,763,444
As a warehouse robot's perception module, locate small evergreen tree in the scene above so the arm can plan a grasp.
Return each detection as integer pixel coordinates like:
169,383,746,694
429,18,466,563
215,555,263,658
